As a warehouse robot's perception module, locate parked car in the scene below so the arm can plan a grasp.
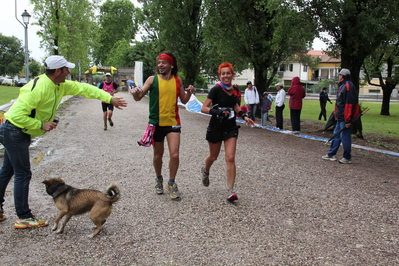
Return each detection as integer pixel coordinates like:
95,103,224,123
17,78,28,87
1,78,14,86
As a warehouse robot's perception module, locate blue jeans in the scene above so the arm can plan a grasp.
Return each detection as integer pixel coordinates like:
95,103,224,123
0,122,33,219
261,111,269,127
248,104,257,121
328,121,352,160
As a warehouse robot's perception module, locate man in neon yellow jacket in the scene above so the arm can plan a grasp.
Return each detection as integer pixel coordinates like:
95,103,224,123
0,55,127,229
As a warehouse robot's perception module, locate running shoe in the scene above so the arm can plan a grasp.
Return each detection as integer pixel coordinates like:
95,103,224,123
339,158,352,164
0,206,5,221
227,191,238,201
154,177,164,194
166,181,181,201
201,167,210,187
104,124,107,131
108,117,114,127
14,216,49,229
322,155,337,161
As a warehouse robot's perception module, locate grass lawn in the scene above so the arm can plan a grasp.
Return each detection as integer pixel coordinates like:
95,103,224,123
0,86,20,106
195,94,399,139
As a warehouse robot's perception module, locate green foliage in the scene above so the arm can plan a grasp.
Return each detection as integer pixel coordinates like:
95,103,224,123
31,0,100,77
312,79,337,93
92,73,105,84
139,0,204,85
203,0,317,94
297,0,399,91
29,60,42,78
94,0,139,65
122,41,158,80
105,40,131,67
0,34,25,77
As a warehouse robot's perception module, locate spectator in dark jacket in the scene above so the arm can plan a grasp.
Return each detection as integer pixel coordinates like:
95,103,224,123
260,92,273,127
287,77,306,134
322,68,360,164
318,87,332,121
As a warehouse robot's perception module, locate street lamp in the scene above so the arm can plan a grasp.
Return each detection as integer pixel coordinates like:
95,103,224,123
21,10,31,82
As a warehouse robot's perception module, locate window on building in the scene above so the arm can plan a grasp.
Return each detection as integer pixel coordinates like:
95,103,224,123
279,64,285,71
303,65,308,72
289,64,293,72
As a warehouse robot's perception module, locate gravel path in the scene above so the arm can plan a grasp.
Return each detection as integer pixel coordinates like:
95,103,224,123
1,92,398,265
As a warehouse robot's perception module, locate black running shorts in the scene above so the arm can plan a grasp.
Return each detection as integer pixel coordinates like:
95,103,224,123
101,102,114,112
153,125,181,142
206,126,239,144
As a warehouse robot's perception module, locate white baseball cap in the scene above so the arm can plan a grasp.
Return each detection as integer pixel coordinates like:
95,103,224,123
339,68,351,76
275,82,283,87
105,73,112,76
45,55,75,69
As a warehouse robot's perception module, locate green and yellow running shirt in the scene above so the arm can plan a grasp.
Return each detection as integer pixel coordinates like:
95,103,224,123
148,75,181,126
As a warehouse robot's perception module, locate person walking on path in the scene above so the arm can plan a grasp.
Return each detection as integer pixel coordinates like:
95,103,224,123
274,82,286,130
200,62,255,201
260,92,272,127
287,77,306,134
318,87,332,121
99,73,119,130
322,68,360,164
0,55,127,228
131,51,196,201
244,81,260,122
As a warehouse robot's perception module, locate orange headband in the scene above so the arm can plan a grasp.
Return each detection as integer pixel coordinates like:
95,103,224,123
158,53,174,66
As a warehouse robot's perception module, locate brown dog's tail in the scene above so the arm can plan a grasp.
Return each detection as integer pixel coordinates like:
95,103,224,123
106,182,120,203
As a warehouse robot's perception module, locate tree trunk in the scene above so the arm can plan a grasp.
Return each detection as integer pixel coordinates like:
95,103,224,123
253,67,268,118
380,86,393,115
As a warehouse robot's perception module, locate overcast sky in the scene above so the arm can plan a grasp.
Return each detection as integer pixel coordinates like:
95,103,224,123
1,0,326,64
1,0,45,62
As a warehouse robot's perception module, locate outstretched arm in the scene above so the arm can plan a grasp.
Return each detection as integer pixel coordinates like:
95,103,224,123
110,97,127,110
130,76,153,101
180,78,196,104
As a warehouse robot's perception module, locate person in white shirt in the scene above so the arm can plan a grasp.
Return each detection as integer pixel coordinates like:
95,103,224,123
244,81,260,122
274,82,286,129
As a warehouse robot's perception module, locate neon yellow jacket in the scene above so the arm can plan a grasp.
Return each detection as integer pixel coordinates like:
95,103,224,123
5,74,113,137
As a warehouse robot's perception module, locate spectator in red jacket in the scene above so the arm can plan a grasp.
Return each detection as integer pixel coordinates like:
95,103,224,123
287,77,306,134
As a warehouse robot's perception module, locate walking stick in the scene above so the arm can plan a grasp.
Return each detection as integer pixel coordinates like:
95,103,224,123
325,107,370,144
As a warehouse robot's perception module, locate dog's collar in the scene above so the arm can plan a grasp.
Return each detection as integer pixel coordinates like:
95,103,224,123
49,183,64,195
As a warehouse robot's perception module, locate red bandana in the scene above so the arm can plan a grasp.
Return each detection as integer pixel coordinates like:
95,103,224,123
158,53,174,66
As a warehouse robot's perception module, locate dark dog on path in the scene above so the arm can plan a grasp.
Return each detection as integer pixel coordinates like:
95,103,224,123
42,178,120,238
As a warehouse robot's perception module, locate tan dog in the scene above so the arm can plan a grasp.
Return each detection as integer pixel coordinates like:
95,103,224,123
42,178,120,238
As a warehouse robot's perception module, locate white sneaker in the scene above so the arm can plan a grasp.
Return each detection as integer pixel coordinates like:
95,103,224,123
322,155,337,161
339,158,352,164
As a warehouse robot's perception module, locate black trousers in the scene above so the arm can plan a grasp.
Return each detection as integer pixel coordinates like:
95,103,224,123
290,109,301,132
275,104,285,129
318,102,327,120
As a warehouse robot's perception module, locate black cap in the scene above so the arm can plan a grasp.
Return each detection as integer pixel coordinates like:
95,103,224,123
246,81,252,84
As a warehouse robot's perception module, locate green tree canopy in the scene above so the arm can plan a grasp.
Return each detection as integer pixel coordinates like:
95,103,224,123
203,0,317,93
139,0,204,86
29,59,41,78
0,34,25,77
94,0,139,66
296,0,399,91
31,0,99,78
